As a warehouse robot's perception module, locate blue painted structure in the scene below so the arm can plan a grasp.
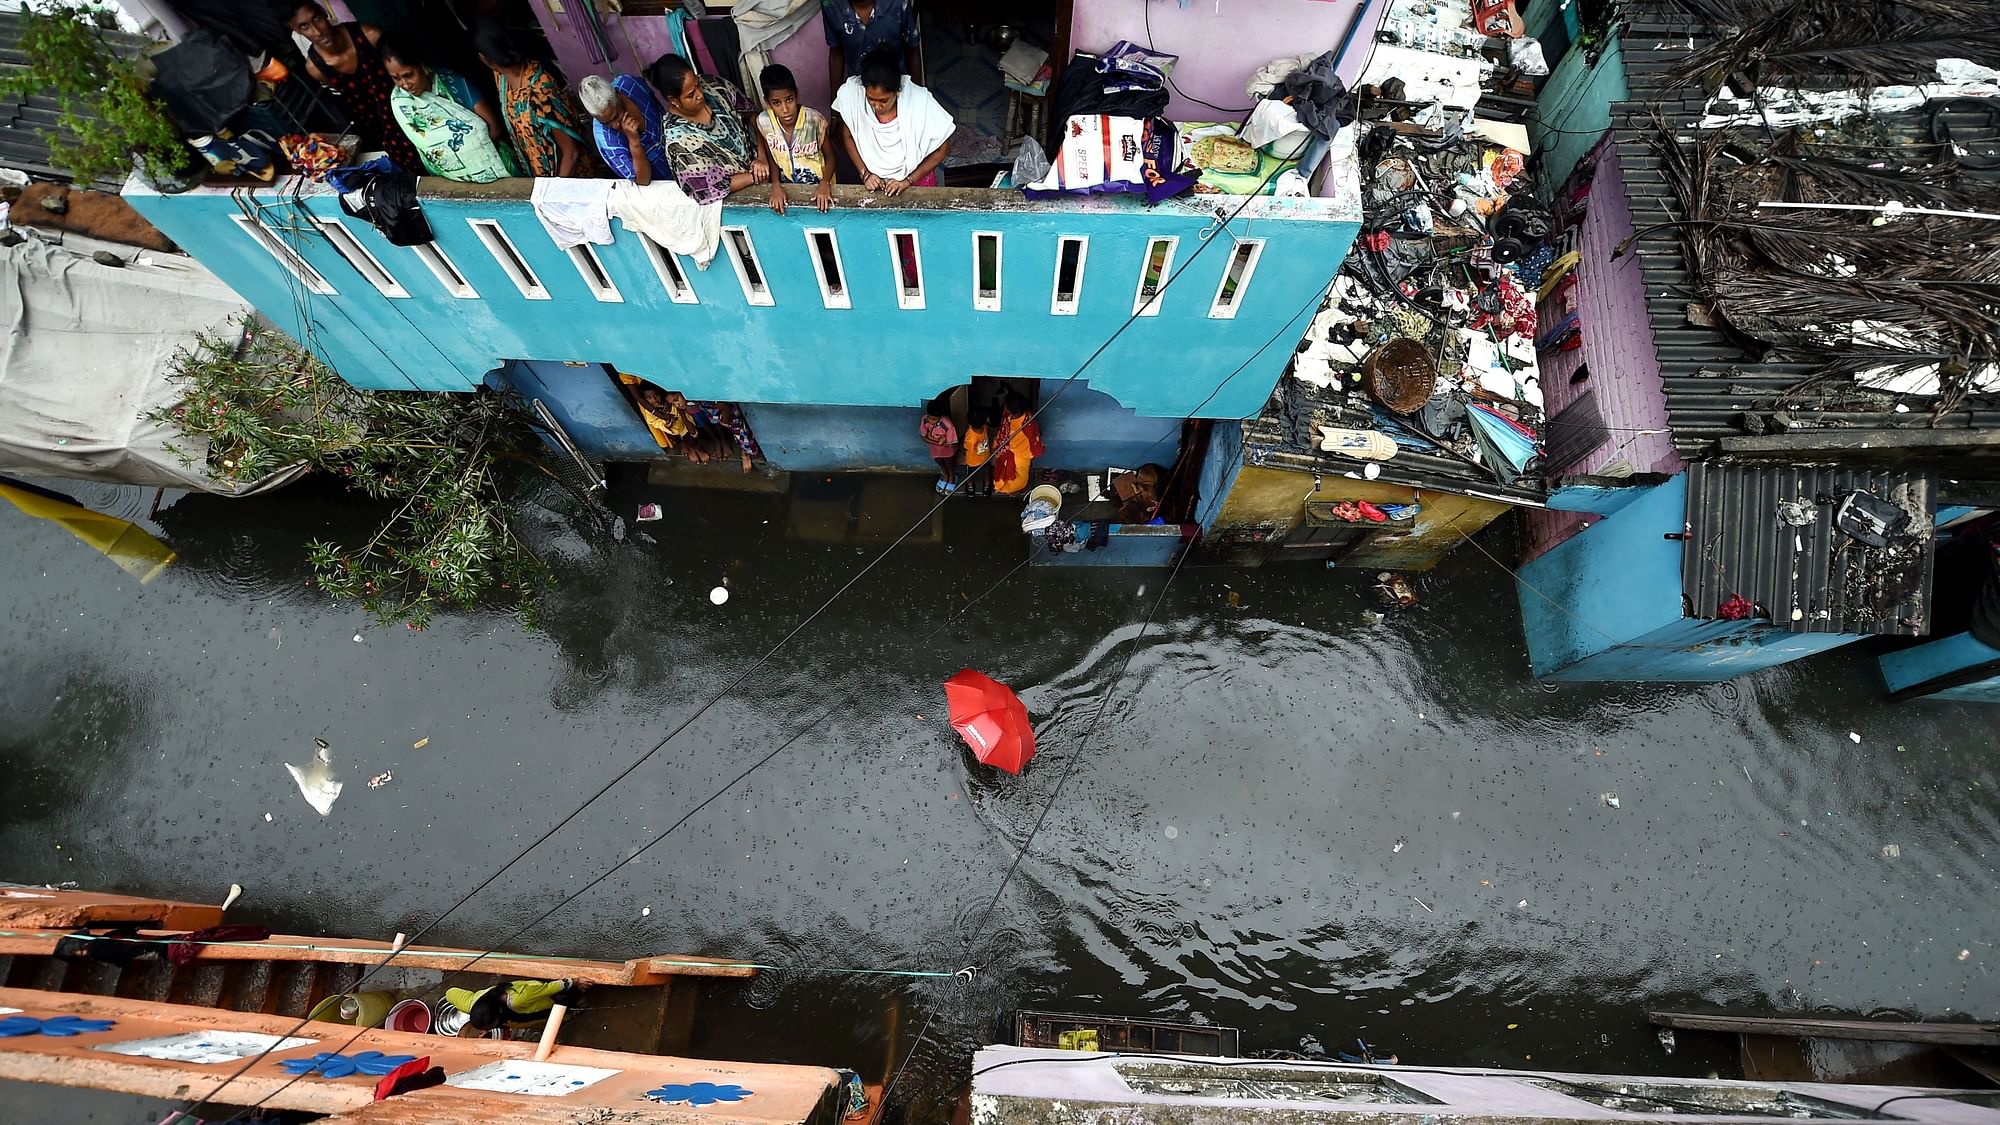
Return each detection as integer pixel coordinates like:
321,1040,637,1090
491,360,662,460
1879,632,2000,703
1195,420,1247,531
125,180,1356,434
1529,39,1627,195
1517,474,1866,681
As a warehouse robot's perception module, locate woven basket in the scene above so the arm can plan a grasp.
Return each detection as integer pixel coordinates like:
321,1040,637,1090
1362,339,1438,414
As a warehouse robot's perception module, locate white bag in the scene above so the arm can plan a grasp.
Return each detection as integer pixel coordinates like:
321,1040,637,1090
1241,99,1311,159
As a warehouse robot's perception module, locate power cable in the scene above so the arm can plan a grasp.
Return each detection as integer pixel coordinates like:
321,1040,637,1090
879,536,1199,1116
1142,0,1255,115
177,154,1300,1123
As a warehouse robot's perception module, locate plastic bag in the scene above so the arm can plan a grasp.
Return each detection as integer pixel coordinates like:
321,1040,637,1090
1242,98,1311,157
1508,36,1549,75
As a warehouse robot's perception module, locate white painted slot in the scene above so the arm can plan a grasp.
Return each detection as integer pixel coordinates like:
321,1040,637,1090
565,242,623,302
1208,238,1265,319
314,217,408,297
639,235,698,303
1051,235,1088,315
468,218,549,299
722,226,773,306
887,229,924,310
1133,235,1177,316
410,242,477,298
973,230,1002,311
806,228,850,309
232,215,334,295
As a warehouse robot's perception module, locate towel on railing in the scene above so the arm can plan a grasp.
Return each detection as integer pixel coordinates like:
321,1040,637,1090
530,177,615,250
608,179,724,267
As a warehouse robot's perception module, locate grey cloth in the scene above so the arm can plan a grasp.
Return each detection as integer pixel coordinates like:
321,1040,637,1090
0,235,303,494
1011,137,1050,188
1278,50,1352,137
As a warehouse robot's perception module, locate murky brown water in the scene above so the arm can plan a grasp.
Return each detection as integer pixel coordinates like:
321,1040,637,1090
3,475,1996,1122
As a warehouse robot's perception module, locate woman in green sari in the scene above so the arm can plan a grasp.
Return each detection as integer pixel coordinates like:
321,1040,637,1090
381,40,521,182
472,20,603,178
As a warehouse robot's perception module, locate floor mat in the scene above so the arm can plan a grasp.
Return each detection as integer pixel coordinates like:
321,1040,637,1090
923,22,1012,167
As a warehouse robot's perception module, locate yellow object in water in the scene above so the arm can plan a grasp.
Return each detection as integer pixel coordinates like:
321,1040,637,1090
0,480,176,583
1057,1029,1100,1052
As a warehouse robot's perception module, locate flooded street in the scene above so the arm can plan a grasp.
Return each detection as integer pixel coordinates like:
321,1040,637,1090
3,476,1996,1121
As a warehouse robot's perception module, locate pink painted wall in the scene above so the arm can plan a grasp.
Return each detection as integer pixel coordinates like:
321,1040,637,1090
1520,139,1683,564
1071,0,1380,122
534,8,831,115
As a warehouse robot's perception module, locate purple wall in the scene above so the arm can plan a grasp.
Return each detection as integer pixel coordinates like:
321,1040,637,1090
1071,0,1380,121
532,9,831,116
1522,139,1682,563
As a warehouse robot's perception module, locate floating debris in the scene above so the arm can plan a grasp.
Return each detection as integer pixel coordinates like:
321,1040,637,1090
1880,844,1901,858
284,738,342,816
710,586,730,605
1848,732,1862,743
367,771,393,789
1602,793,1621,809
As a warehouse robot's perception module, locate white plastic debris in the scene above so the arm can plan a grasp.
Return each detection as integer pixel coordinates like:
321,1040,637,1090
642,906,652,917
1849,731,1862,743
709,586,730,605
1602,793,1621,809
284,738,343,816
353,634,365,643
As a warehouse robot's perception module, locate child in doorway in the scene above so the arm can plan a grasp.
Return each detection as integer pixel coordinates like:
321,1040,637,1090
961,403,993,497
992,391,1041,495
754,64,834,214
919,394,959,494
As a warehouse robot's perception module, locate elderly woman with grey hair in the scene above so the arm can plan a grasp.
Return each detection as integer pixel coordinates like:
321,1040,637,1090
579,72,671,184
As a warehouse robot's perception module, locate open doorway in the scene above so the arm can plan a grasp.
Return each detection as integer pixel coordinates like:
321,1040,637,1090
921,0,1068,178
612,372,766,474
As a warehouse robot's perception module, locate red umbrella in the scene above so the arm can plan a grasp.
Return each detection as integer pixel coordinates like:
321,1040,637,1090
943,669,1035,774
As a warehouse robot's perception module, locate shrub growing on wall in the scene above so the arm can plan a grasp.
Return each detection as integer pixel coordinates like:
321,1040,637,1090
155,318,558,629
1,1,187,184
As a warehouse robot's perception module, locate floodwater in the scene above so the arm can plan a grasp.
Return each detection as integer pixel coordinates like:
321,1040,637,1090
3,473,1996,1122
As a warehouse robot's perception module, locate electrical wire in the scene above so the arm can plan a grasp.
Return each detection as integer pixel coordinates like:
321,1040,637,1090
176,144,1300,1125
1142,0,1255,115
879,536,1200,1117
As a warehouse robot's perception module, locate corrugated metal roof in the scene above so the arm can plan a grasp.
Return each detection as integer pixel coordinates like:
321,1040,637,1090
0,11,149,188
1608,0,2000,462
1681,462,1934,637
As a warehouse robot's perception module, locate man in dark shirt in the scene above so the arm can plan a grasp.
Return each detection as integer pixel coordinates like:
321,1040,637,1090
823,0,921,90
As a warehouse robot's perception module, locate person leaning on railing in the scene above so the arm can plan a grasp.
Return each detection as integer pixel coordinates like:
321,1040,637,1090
646,53,770,204
579,73,672,185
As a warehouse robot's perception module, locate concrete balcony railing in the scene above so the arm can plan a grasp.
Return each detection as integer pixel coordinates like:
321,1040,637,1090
127,176,1361,423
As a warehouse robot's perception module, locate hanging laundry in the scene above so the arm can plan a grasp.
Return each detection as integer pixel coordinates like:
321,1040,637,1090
608,179,723,267
530,177,615,250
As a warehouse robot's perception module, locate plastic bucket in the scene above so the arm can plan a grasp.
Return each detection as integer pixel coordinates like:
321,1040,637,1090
306,990,395,1027
386,998,431,1034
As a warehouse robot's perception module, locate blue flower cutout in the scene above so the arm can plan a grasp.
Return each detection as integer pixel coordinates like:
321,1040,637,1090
279,1051,417,1079
647,1082,754,1106
0,1015,116,1038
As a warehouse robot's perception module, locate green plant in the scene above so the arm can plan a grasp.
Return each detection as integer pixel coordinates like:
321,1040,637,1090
0,1,187,184
153,319,557,629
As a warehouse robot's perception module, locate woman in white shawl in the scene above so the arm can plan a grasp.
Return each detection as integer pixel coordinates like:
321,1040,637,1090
833,45,954,194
